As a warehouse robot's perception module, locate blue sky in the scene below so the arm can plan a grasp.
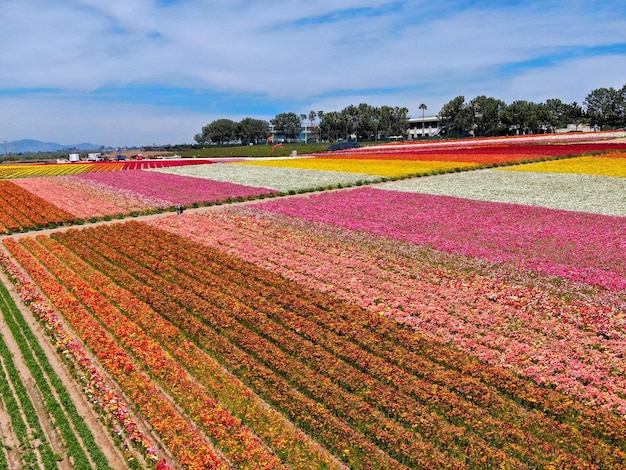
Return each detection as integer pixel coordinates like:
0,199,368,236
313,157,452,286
1,0,625,147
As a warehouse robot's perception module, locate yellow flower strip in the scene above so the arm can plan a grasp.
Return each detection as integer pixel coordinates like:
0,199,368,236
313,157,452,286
236,158,478,178
500,155,626,177
0,162,125,179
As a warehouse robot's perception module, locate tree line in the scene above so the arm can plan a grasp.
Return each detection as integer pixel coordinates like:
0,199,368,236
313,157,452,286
195,83,626,144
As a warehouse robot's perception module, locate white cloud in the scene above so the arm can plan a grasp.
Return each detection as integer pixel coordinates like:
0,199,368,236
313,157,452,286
0,0,624,145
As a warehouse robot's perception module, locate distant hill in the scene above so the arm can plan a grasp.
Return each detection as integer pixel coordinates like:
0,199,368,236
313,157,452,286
4,139,103,154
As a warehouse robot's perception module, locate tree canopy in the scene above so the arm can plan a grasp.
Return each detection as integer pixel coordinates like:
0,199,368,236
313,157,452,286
271,112,302,141
194,119,237,144
196,82,626,145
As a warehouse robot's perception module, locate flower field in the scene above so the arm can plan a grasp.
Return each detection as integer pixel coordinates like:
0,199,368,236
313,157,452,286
0,274,115,468
151,161,385,191
233,158,480,178
0,132,625,468
0,180,78,232
4,220,626,468
0,159,215,180
1,170,279,232
499,153,626,177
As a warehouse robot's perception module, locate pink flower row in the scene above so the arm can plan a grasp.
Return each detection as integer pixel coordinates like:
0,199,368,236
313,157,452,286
78,170,278,205
253,187,626,291
148,209,626,415
13,176,160,218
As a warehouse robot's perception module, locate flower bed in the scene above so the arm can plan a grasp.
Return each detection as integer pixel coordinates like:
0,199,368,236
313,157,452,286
152,163,382,191
12,176,161,218
327,142,626,164
6,221,626,468
376,169,626,216
78,169,278,205
235,158,479,178
500,154,626,177
0,159,217,180
149,208,626,416
252,186,626,289
0,180,77,233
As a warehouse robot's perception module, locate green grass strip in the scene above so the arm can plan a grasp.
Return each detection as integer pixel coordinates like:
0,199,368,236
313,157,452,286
0,279,112,469
0,285,58,469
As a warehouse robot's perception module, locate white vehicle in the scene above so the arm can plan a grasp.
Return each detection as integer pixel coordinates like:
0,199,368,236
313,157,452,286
87,153,102,161
68,153,80,162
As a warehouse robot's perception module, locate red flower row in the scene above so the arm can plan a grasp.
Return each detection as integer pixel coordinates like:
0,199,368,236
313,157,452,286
325,142,626,164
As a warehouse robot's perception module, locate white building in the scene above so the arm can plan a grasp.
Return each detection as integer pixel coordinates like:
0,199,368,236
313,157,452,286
407,116,441,139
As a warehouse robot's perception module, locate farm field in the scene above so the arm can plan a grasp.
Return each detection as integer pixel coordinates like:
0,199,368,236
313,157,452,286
0,159,216,180
0,131,625,468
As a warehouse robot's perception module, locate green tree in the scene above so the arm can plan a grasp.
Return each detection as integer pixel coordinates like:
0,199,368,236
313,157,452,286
584,86,625,128
356,103,378,140
319,111,348,142
389,106,410,137
271,112,302,141
236,118,269,144
545,98,571,130
194,118,237,144
377,105,395,137
500,100,547,134
438,96,466,136
470,96,506,136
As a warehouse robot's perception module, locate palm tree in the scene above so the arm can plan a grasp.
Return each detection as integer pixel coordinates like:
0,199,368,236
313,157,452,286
317,110,325,142
308,111,317,142
419,103,427,138
300,114,307,143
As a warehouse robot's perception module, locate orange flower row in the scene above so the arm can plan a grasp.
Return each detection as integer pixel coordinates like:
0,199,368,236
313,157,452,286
48,230,341,469
53,225,405,469
4,237,228,470
0,181,76,233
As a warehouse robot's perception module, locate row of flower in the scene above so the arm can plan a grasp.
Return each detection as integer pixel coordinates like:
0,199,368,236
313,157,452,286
47,224,386,469
0,246,167,468
4,237,228,469
233,158,480,178
499,153,626,177
151,162,385,191
0,169,280,232
149,208,626,416
0,159,216,180
13,176,164,218
324,141,626,163
377,168,626,216
254,186,626,289
8,220,624,467
8,226,400,469
0,258,124,468
333,130,626,153
0,181,77,233
0,162,125,179
0,280,60,468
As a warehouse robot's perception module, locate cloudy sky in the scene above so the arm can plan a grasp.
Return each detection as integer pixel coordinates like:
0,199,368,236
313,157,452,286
1,0,625,147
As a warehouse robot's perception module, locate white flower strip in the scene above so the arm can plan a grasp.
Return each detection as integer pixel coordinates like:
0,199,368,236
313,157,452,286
377,169,626,216
150,163,380,192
